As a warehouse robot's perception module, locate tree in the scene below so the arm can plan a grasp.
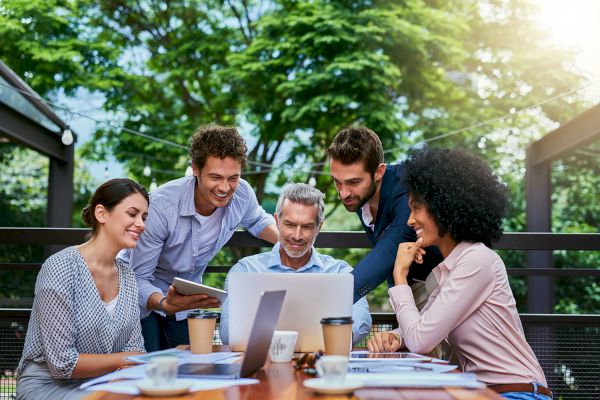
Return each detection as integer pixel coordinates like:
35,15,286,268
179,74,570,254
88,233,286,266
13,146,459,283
0,145,96,304
0,0,126,95
1,0,597,313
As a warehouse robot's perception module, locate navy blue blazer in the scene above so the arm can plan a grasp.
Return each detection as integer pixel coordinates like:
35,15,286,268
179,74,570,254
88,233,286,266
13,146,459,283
351,164,443,303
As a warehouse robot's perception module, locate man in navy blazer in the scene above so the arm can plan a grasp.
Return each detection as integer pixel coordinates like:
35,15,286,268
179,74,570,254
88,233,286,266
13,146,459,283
328,126,443,303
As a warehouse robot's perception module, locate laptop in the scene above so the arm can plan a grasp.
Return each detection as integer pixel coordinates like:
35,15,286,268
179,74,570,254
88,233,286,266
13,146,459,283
178,290,285,379
228,273,353,352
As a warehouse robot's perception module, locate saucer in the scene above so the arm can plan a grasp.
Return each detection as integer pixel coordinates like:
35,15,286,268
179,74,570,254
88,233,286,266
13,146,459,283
303,378,363,395
136,379,192,397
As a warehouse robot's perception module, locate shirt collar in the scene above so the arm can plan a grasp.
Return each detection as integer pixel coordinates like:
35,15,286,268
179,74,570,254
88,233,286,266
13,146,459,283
267,242,324,272
180,177,198,217
439,241,473,271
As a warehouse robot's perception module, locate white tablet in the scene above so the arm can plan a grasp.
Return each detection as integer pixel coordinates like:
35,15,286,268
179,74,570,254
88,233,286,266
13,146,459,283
172,277,227,303
349,351,431,362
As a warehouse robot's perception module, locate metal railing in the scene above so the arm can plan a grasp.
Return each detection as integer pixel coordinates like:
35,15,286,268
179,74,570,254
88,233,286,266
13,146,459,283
1,228,600,399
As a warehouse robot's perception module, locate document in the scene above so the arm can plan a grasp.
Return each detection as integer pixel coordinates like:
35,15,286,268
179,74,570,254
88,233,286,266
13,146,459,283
346,372,484,389
81,351,241,390
127,349,240,364
83,377,259,394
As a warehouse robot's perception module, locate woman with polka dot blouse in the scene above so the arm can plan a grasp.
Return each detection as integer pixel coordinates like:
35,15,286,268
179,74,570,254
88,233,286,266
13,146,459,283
17,179,149,400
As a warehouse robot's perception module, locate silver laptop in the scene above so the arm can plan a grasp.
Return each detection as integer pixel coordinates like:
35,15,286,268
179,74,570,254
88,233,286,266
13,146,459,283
178,290,285,379
228,273,353,352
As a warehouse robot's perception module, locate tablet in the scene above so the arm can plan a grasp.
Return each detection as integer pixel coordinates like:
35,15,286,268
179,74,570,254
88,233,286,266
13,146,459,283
349,351,431,362
172,277,227,303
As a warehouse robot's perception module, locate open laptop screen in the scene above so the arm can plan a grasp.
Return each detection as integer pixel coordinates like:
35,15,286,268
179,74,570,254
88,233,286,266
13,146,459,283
228,273,353,352
179,290,286,379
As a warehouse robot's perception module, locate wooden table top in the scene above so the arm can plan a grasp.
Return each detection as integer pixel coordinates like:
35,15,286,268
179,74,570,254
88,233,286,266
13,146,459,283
84,353,503,400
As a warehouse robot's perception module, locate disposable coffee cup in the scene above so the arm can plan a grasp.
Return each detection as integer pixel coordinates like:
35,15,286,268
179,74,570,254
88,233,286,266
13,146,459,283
320,316,353,356
188,310,218,354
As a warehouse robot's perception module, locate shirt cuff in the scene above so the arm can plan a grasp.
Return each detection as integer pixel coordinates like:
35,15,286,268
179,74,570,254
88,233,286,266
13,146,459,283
138,283,163,319
246,214,275,237
388,284,416,313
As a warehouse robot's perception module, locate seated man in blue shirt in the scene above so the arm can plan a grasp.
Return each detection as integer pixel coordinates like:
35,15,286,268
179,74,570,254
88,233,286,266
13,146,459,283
219,183,372,345
121,125,278,351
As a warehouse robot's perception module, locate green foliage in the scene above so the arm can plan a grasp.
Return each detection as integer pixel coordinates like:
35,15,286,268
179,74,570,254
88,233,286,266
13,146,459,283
0,144,96,303
0,0,598,314
0,0,125,95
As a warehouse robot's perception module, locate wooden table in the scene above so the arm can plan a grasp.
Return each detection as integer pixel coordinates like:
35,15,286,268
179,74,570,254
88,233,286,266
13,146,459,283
84,356,503,400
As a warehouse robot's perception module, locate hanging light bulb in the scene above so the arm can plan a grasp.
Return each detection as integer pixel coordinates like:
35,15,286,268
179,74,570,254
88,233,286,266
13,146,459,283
143,164,151,177
149,179,158,191
308,176,317,187
185,165,193,177
103,166,109,178
61,127,73,145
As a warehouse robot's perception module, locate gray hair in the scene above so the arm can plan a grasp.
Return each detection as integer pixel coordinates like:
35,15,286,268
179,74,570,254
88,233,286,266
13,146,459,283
275,183,325,224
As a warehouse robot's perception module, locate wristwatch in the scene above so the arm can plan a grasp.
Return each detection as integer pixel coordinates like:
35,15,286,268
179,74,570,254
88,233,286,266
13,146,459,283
159,296,172,316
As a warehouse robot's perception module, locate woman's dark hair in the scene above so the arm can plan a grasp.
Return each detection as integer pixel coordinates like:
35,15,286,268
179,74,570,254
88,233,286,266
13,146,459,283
82,178,149,237
403,147,508,246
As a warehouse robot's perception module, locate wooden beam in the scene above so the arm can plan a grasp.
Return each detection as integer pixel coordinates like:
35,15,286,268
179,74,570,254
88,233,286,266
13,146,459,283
528,103,600,165
0,103,69,161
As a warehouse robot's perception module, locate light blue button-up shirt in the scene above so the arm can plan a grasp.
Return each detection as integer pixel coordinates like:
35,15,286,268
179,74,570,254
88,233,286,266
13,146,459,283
119,176,274,320
219,242,372,345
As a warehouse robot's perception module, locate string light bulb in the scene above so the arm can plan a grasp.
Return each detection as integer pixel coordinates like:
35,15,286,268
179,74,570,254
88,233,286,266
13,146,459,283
308,176,317,187
143,164,151,177
149,179,158,191
103,166,109,178
61,127,73,145
185,165,193,177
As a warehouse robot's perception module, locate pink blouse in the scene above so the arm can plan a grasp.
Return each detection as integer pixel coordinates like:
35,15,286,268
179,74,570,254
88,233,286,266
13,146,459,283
389,241,546,385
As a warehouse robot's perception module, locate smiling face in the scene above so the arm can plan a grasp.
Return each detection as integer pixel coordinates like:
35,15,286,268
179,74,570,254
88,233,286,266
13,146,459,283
407,194,458,257
193,156,242,216
97,192,148,249
329,159,379,212
276,200,322,264
407,195,441,248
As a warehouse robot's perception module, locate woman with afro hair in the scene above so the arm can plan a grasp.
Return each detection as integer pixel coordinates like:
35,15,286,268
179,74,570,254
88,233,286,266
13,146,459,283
367,147,550,399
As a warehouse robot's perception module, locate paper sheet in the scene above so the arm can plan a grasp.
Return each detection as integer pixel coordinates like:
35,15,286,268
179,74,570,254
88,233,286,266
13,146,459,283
346,372,484,389
127,349,240,364
83,377,259,394
80,351,241,390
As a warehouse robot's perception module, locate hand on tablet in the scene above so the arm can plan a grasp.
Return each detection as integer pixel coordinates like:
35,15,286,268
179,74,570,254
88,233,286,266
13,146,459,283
367,330,402,353
164,285,221,313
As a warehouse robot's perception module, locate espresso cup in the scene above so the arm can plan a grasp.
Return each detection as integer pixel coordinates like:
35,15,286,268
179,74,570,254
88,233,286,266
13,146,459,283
320,316,353,356
315,355,349,382
187,310,218,354
145,356,178,387
268,331,298,363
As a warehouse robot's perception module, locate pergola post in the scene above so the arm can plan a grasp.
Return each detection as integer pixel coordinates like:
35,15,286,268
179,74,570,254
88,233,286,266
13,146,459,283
47,147,75,227
525,103,600,313
525,148,553,313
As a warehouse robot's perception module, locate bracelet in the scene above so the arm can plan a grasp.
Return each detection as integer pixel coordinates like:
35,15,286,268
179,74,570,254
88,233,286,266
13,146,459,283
159,296,170,315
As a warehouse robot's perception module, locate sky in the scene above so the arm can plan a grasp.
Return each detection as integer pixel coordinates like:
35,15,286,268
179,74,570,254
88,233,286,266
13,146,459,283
66,0,600,182
532,0,600,100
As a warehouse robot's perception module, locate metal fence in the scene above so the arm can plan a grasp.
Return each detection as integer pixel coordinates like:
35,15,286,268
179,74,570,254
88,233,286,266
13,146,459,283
1,228,600,399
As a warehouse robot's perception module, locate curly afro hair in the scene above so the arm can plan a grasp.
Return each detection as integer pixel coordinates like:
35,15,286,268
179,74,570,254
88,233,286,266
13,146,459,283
403,147,508,247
